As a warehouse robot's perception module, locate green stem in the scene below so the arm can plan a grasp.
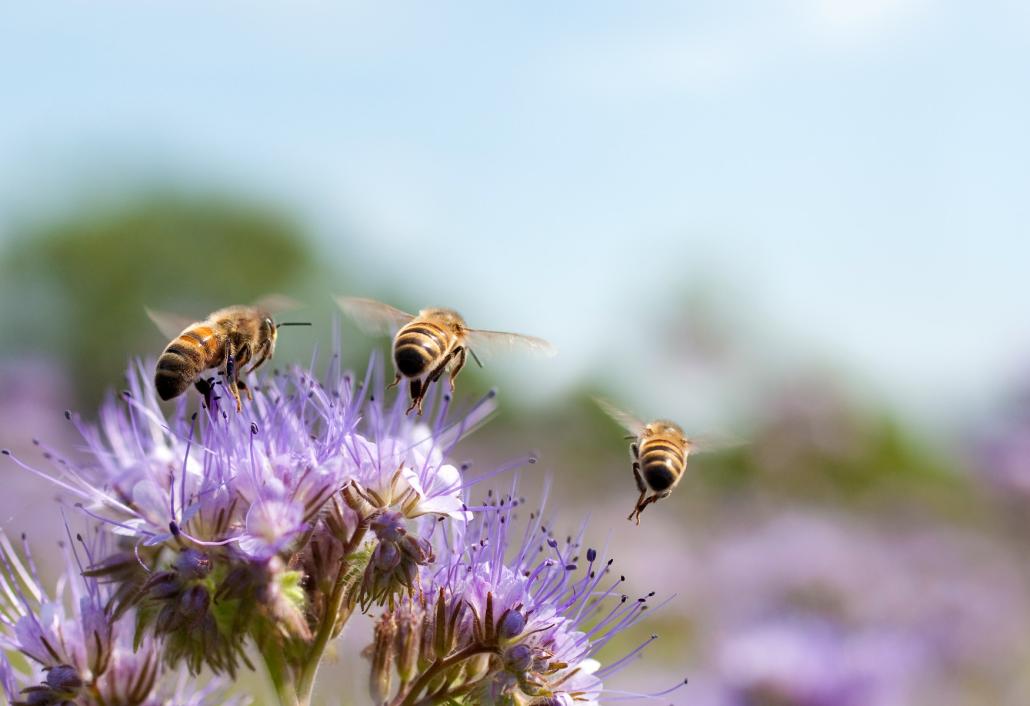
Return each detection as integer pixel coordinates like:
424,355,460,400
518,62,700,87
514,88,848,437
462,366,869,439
295,526,369,705
393,645,496,706
259,638,302,706
409,674,492,706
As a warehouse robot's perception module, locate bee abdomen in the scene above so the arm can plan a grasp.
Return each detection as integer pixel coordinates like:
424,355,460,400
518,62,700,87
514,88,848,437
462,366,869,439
154,326,217,401
640,440,685,491
394,324,447,378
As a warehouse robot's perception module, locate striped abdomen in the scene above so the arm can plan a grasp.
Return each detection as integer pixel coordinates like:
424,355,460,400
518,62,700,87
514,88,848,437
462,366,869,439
393,320,452,378
638,435,686,492
154,323,223,401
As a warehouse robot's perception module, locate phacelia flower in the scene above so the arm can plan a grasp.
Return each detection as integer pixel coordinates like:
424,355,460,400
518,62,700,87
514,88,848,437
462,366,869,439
2,352,499,685
2,346,675,706
365,482,688,706
0,530,245,706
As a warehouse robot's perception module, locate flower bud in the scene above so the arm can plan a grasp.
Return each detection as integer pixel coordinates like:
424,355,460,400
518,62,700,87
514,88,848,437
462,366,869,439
180,584,211,623
342,480,371,515
44,665,82,696
144,571,181,600
19,687,60,706
497,608,526,640
371,511,406,543
360,529,435,609
174,549,212,580
393,602,422,683
504,643,534,673
369,614,397,704
373,541,402,572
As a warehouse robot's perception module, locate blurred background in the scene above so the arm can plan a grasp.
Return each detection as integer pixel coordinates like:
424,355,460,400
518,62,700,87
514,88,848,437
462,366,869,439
2,2,1030,704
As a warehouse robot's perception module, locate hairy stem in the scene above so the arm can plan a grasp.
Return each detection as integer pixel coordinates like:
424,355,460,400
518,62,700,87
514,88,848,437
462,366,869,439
410,674,493,706
393,645,496,706
259,638,301,706
295,525,369,705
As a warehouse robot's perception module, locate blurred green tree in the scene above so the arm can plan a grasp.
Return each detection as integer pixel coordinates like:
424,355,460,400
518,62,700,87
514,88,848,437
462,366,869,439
0,194,318,406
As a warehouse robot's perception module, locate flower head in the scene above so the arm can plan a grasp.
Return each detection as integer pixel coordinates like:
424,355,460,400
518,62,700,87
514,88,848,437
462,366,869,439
0,530,245,706
2,353,498,679
365,482,688,706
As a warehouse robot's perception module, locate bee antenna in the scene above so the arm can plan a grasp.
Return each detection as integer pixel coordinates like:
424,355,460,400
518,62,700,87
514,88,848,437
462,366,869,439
277,322,313,328
469,348,484,368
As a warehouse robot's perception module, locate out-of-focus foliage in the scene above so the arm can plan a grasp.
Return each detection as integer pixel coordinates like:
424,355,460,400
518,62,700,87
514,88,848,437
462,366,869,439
0,195,319,405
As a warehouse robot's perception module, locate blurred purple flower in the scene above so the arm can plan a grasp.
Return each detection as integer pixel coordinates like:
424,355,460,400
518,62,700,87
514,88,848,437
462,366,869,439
717,617,921,706
672,510,1030,706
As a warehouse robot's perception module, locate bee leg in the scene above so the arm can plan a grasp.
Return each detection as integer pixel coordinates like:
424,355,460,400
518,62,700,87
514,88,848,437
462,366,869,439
245,344,271,375
195,377,216,408
630,491,670,525
195,377,212,397
632,462,646,493
226,379,243,412
628,463,647,524
388,372,402,390
237,379,253,402
427,351,454,385
406,378,424,415
418,349,458,410
447,347,467,392
223,345,243,412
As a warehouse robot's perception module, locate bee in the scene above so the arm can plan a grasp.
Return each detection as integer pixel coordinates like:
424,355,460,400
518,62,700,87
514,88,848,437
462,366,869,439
148,297,309,411
595,398,703,525
336,297,555,415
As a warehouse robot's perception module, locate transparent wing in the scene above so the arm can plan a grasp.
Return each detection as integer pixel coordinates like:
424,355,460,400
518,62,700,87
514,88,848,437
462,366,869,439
252,293,303,314
593,397,646,436
145,307,197,339
686,431,747,454
335,296,414,335
465,329,556,358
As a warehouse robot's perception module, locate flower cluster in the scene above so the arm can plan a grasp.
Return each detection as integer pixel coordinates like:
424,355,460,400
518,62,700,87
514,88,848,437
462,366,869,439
1,353,672,705
0,530,244,706
363,484,688,706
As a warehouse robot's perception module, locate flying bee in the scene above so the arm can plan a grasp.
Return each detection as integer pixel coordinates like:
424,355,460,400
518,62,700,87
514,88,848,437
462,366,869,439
336,297,555,415
595,398,732,525
148,296,309,411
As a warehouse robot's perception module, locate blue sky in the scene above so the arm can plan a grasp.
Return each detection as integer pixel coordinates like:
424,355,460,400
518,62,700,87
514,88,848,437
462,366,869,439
1,1,1028,428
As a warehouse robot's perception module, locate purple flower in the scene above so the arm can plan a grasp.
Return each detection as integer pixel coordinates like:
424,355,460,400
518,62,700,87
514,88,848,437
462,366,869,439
1,348,674,705
717,617,921,706
239,498,308,560
4,358,493,558
2,352,505,692
365,483,688,706
0,530,244,706
665,510,1030,706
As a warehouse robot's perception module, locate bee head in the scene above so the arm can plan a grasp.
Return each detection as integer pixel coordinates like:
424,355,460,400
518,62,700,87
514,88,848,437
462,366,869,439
647,419,685,438
264,316,277,340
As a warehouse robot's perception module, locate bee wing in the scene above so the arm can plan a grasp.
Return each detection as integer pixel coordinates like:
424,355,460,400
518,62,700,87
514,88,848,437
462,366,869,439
145,307,197,339
686,431,746,455
335,296,415,335
252,293,303,314
464,329,556,359
593,397,646,436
